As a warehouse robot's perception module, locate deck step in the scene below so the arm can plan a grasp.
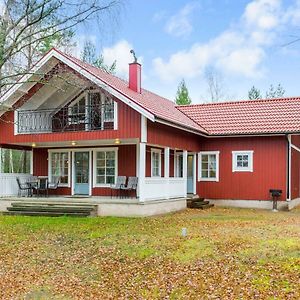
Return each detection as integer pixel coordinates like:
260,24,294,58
3,211,90,217
7,207,94,213
187,199,214,210
6,202,97,217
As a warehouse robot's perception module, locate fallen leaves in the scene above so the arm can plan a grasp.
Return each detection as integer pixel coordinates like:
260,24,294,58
0,208,299,299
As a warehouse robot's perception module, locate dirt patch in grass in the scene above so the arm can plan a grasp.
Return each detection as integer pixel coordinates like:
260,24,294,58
0,208,299,299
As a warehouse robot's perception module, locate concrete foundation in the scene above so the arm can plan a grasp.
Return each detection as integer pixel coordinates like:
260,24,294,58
0,197,187,217
208,198,300,211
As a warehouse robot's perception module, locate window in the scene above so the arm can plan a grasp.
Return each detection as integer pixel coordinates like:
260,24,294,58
0,148,32,174
103,96,114,122
232,151,253,172
174,152,183,177
68,92,115,129
68,96,86,124
94,149,117,186
151,149,161,177
199,151,219,182
49,151,70,186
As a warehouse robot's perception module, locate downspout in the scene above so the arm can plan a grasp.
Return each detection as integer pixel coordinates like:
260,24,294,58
286,134,291,202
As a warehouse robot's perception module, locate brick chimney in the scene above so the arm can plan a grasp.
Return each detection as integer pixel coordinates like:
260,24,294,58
129,49,141,93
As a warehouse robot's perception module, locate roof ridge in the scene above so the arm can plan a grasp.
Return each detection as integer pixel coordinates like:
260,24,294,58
177,97,300,108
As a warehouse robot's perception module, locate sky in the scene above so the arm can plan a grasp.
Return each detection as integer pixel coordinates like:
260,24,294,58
76,0,300,103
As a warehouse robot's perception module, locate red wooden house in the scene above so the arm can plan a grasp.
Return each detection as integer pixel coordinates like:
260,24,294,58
0,48,299,215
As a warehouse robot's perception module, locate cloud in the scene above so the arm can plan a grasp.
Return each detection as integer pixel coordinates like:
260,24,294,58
102,40,142,79
153,0,298,82
164,2,200,37
243,0,281,30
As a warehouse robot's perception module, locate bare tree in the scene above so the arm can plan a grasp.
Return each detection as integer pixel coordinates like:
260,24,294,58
0,0,122,93
203,67,227,103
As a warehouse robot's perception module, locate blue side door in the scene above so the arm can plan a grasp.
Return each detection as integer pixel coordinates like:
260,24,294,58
74,151,90,195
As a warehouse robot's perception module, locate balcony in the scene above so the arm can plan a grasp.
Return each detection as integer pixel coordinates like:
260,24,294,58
17,104,115,134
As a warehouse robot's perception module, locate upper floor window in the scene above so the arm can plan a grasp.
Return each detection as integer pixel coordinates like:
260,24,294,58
68,96,86,124
151,148,161,177
67,91,115,130
199,151,219,182
232,151,253,172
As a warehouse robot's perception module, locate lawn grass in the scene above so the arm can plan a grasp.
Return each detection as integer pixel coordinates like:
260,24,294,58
0,207,299,299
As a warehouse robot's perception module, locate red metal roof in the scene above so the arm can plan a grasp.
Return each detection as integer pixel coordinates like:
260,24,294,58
177,98,300,135
55,49,207,134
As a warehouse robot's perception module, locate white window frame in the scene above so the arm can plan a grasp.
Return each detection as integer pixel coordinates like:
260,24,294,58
232,151,254,172
151,148,162,177
93,147,118,187
48,150,71,187
174,151,183,178
198,151,220,182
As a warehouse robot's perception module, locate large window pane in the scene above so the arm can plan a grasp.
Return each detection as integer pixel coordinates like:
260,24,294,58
0,149,31,174
95,150,116,184
200,153,218,180
51,152,69,184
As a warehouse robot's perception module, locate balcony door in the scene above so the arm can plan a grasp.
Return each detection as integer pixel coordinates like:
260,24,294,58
73,151,90,195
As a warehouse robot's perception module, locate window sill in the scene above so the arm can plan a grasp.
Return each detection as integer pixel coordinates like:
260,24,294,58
93,184,114,188
199,178,219,182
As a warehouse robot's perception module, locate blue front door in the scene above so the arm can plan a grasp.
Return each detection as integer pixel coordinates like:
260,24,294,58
187,155,194,194
74,151,90,195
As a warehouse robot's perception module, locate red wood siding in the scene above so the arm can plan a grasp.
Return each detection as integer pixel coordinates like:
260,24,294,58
33,148,48,176
291,135,300,200
0,99,141,145
198,136,287,201
147,121,200,151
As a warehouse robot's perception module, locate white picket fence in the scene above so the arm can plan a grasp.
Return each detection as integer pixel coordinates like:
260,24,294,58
0,173,33,196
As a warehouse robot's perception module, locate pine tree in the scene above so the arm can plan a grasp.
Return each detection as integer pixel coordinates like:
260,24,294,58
248,86,262,100
81,40,116,74
266,83,285,99
175,79,192,105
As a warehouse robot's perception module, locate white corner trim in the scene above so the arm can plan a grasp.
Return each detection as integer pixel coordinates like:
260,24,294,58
287,134,292,202
198,151,220,182
232,150,254,173
141,115,147,143
114,101,118,130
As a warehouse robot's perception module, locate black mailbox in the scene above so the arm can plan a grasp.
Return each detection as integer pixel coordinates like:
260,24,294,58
269,189,282,198
269,189,282,211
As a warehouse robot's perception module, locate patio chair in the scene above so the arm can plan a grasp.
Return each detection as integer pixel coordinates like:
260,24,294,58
48,176,60,194
120,177,138,198
16,178,31,197
110,176,126,198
